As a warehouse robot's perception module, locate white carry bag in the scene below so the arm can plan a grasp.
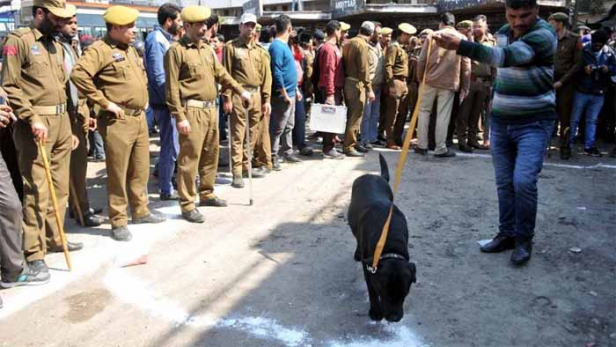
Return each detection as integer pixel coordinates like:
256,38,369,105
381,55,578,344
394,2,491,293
309,103,347,134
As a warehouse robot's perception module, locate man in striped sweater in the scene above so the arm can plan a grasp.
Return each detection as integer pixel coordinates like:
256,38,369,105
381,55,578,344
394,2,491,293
433,0,557,266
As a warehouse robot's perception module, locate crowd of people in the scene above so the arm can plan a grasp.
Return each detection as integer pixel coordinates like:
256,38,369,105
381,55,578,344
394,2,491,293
0,0,614,305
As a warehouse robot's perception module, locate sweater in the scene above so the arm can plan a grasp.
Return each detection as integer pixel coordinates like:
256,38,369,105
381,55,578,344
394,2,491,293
269,38,297,98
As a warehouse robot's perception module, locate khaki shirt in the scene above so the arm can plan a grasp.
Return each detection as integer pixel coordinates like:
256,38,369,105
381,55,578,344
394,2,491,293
165,36,245,122
70,35,148,112
1,28,67,125
368,42,384,86
471,35,496,78
223,36,271,103
385,41,408,84
342,36,372,93
554,30,582,85
256,44,273,104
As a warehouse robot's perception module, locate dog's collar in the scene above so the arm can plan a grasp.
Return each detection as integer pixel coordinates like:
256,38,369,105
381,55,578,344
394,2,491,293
363,253,408,274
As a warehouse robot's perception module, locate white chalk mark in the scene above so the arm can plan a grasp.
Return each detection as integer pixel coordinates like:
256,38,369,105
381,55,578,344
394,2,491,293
327,324,429,347
454,152,616,170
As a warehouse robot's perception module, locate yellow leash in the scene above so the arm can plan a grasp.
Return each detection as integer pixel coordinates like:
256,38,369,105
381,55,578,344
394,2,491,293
369,38,434,273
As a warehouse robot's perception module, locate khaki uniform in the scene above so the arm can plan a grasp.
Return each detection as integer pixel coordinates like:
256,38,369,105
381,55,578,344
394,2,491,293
554,30,582,147
398,46,421,139
165,36,245,212
222,36,271,176
253,44,273,170
384,41,409,144
1,28,71,262
342,36,372,152
71,35,151,228
457,35,496,145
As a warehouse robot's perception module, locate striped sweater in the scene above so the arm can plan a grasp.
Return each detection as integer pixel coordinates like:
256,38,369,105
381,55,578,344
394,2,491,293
457,18,557,123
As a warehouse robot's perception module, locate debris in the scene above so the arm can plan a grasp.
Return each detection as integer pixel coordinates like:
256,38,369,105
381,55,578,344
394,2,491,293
477,239,492,247
115,254,148,268
577,206,587,211
569,247,582,253
589,291,598,297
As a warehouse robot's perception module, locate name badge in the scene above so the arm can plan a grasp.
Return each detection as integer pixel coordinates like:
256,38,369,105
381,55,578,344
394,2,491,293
112,52,125,62
30,44,41,56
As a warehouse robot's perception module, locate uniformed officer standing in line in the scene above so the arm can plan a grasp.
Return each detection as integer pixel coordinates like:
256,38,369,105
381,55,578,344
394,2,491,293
342,21,375,157
223,13,271,188
377,26,393,144
384,23,416,150
165,6,251,224
57,7,104,227
1,0,84,273
71,6,166,242
252,23,274,173
548,12,582,160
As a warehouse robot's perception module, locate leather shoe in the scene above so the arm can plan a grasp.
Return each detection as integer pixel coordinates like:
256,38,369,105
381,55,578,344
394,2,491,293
132,213,166,224
434,149,456,158
480,232,515,253
386,141,401,150
232,175,245,188
160,191,179,201
199,197,228,207
243,169,265,178
83,213,104,227
299,146,314,156
511,238,533,266
469,141,489,150
48,241,84,253
182,209,205,224
363,142,373,150
283,154,303,163
112,226,132,241
344,148,365,157
560,146,572,160
355,144,369,153
458,143,474,153
414,147,428,155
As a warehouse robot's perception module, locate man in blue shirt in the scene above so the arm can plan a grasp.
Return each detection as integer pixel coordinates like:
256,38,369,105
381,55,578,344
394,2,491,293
145,3,182,200
269,15,302,170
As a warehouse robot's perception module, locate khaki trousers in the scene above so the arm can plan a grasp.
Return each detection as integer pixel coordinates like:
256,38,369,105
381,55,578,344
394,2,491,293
14,113,71,262
384,80,409,143
555,80,575,147
417,85,455,154
98,112,150,228
343,79,366,152
398,82,420,140
177,107,219,212
230,93,262,176
457,80,490,144
69,102,91,214
253,111,272,170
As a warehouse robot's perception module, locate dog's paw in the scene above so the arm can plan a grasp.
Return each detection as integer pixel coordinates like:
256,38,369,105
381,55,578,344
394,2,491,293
369,308,384,321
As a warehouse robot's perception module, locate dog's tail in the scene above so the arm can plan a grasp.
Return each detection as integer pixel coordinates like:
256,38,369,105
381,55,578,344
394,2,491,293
379,153,390,182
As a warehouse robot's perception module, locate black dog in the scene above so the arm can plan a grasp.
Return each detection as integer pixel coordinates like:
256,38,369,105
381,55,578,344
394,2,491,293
348,154,417,322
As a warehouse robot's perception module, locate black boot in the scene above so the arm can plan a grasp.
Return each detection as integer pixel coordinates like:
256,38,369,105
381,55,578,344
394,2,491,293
480,232,515,253
511,237,533,266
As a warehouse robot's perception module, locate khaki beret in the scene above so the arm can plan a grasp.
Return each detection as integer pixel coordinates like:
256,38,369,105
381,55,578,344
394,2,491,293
398,23,417,35
340,22,350,31
548,12,569,23
181,6,211,23
103,6,139,26
456,20,473,30
419,28,434,37
33,0,74,19
381,27,393,36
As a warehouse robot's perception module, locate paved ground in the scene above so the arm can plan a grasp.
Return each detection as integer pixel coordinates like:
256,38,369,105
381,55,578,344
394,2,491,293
0,136,615,347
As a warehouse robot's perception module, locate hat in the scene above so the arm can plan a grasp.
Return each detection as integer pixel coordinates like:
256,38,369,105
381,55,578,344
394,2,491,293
592,29,609,45
240,13,257,25
103,6,139,26
381,27,393,36
33,0,74,19
456,20,473,30
361,21,375,34
255,23,262,31
181,6,211,23
65,4,76,17
419,28,433,37
313,29,325,40
398,23,417,35
340,22,350,31
548,12,569,23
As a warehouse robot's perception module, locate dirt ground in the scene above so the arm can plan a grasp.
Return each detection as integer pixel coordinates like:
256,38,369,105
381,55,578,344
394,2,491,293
0,134,614,347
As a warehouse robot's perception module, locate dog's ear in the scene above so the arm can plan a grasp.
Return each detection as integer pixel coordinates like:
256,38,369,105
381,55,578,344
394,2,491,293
408,262,417,284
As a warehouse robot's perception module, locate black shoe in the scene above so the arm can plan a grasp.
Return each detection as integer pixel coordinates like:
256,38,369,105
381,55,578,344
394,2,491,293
182,209,205,224
199,197,228,207
480,232,515,253
283,154,303,163
434,149,456,158
560,146,572,160
232,175,245,188
160,191,179,201
112,226,132,241
243,169,265,178
355,144,369,153
0,264,51,288
344,148,365,157
414,147,428,155
370,140,386,147
132,213,166,224
272,160,282,171
584,147,602,157
377,133,386,142
48,241,84,253
82,213,104,227
469,141,489,150
363,142,374,150
510,238,533,266
28,260,49,273
299,146,314,156
90,207,103,215
395,139,404,147
458,143,474,153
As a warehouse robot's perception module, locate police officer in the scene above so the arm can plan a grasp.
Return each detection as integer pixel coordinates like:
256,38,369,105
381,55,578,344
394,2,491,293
223,13,271,188
342,21,375,157
1,0,84,273
165,6,251,224
384,23,416,150
252,23,274,173
71,6,166,242
548,12,582,160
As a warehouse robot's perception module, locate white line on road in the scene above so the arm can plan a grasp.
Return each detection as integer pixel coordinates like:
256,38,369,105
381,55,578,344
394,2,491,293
452,152,616,170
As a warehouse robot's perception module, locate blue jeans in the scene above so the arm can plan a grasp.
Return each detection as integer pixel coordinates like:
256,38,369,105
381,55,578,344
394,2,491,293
292,97,307,150
568,91,605,149
146,107,155,132
361,85,381,143
490,118,554,239
88,129,105,158
153,107,179,195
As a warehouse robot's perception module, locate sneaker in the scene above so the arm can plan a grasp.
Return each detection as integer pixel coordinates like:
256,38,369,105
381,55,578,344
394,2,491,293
132,212,166,224
160,191,179,201
272,160,282,171
112,226,132,241
299,146,314,156
584,147,602,157
355,144,369,153
199,197,228,207
434,149,456,158
344,148,365,157
283,154,303,163
323,148,345,159
232,175,245,188
182,209,205,224
363,142,374,150
0,266,50,289
27,260,49,274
